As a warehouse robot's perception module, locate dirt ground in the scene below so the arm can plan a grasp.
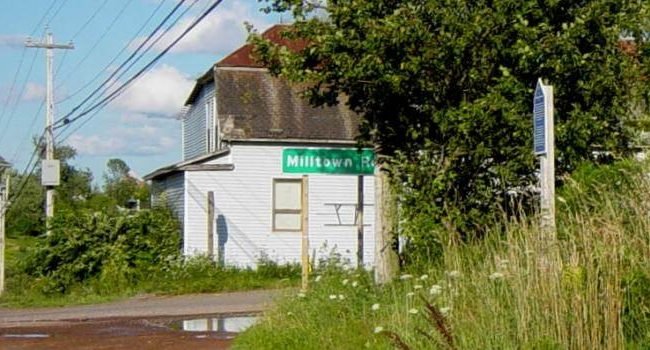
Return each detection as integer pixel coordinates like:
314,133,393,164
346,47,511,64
0,315,240,350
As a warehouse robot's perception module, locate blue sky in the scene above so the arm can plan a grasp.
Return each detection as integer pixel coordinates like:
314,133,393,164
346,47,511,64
0,0,280,183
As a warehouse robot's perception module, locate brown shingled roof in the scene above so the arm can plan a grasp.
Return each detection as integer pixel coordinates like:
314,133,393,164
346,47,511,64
217,24,308,68
215,69,359,141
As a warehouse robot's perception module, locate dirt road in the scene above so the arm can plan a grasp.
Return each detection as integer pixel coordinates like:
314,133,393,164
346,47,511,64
0,289,283,349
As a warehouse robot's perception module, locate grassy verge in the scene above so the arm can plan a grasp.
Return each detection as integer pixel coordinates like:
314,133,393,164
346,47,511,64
234,161,650,349
0,249,300,308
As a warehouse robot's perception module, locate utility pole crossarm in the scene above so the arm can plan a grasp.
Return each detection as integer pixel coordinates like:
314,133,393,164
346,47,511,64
25,40,74,50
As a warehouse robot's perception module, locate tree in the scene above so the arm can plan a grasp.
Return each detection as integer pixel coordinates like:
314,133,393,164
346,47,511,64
103,158,149,208
251,1,650,248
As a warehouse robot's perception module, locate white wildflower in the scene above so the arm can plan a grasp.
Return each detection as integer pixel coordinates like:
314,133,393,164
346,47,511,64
374,326,384,334
429,284,442,296
338,294,345,300
352,281,359,288
489,272,505,281
419,274,429,281
406,292,415,298
314,275,322,282
408,308,419,315
342,279,349,285
413,284,423,290
329,294,338,300
440,307,451,316
399,274,413,280
446,270,461,278
371,303,380,311
297,292,306,298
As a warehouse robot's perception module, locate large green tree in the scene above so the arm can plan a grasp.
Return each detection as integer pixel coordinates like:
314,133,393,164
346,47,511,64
251,0,650,247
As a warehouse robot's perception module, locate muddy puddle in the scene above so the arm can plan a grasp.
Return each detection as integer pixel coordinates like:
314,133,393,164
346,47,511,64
0,314,257,350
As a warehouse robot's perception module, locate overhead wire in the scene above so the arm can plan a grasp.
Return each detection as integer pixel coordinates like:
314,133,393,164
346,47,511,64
57,0,200,143
54,0,133,91
55,0,169,104
54,0,187,126
55,0,222,141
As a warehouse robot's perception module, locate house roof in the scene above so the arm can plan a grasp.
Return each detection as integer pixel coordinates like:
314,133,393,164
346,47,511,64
184,67,215,106
144,148,231,180
216,68,360,141
217,24,308,68
0,155,10,169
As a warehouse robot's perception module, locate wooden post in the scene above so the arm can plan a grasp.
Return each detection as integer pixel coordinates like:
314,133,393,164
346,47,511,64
540,84,556,235
207,191,214,258
374,165,398,284
356,175,364,269
301,175,309,291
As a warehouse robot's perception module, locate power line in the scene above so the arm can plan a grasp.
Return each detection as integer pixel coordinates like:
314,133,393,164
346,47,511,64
53,0,188,128
56,0,224,137
56,0,201,143
10,100,45,164
54,0,132,91
70,0,110,40
55,0,169,104
0,44,41,144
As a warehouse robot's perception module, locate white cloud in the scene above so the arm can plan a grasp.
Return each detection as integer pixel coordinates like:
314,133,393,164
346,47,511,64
67,116,178,157
111,64,193,116
131,0,273,55
22,82,46,102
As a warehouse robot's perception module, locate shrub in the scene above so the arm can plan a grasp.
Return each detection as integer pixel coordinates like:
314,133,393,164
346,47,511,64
22,207,180,294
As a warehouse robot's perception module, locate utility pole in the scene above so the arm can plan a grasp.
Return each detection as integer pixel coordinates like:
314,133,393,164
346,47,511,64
25,30,74,224
0,157,10,296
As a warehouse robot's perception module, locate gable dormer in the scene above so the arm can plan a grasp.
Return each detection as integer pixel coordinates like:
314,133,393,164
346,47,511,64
182,68,218,161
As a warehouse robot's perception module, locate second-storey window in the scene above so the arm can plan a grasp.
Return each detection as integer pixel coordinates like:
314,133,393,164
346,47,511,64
273,179,302,231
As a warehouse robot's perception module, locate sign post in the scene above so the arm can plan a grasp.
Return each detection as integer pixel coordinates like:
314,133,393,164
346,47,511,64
534,79,556,235
282,148,374,285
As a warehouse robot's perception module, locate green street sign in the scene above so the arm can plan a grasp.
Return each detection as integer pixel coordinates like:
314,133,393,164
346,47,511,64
282,148,375,175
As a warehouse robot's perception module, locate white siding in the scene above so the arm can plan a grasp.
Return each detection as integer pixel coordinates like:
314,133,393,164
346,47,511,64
183,83,215,161
184,144,375,268
151,172,185,228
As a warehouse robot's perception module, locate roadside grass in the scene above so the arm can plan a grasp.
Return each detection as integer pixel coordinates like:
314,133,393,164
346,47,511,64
0,251,300,308
235,160,650,349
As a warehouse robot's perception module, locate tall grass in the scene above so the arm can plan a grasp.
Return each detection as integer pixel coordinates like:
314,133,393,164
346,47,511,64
235,160,650,349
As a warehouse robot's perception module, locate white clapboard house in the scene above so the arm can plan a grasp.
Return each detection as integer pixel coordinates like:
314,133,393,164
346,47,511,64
145,25,375,268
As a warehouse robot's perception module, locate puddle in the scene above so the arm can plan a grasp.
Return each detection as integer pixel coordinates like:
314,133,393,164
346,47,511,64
174,315,257,334
3,334,50,338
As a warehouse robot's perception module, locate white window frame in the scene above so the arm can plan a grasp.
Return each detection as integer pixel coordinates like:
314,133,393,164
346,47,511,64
272,178,303,232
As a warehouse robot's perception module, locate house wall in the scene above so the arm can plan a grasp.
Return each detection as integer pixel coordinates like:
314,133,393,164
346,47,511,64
183,82,215,161
183,143,375,268
151,172,185,228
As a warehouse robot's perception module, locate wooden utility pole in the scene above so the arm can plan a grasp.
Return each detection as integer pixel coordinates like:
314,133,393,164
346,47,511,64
25,30,73,227
301,175,309,291
374,164,398,284
0,175,9,295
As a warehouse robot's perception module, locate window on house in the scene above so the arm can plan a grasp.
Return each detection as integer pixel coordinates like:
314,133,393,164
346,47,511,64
205,95,217,152
273,179,303,231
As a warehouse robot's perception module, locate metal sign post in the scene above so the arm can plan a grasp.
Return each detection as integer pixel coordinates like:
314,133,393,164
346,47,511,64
534,79,556,236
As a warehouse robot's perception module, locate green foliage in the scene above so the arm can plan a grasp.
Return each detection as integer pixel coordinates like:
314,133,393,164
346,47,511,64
6,171,43,237
22,207,181,294
103,158,150,208
236,159,650,349
251,0,650,244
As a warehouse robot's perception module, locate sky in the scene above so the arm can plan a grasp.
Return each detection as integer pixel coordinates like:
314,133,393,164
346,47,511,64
0,0,281,184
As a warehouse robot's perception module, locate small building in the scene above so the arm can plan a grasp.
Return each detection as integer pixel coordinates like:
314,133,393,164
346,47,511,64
145,25,376,268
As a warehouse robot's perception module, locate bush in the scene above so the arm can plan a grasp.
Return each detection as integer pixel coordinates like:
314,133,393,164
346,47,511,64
22,207,181,294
